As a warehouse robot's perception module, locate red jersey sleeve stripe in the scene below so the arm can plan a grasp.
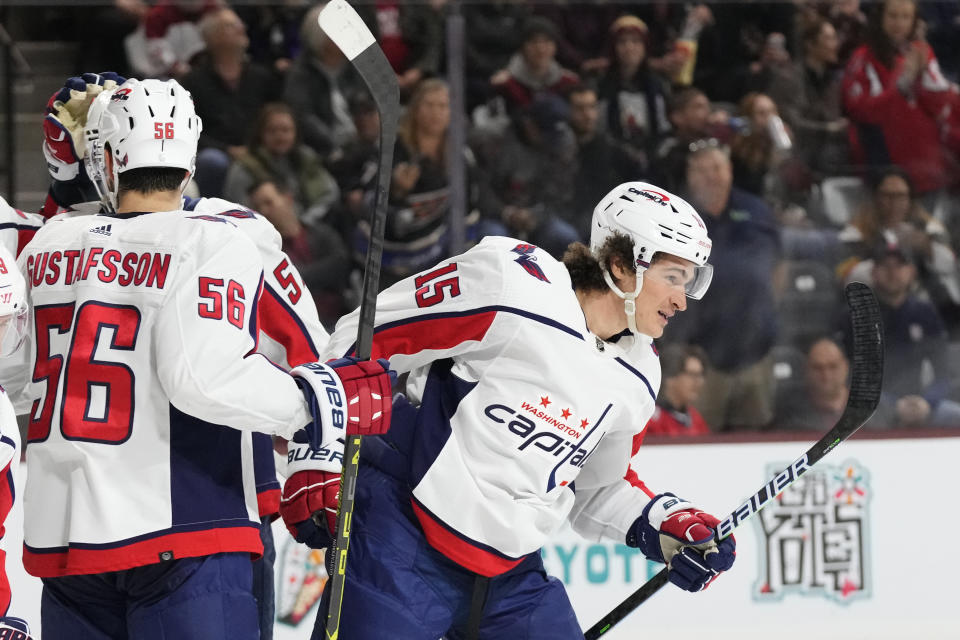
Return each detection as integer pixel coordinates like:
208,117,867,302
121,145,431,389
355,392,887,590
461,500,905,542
357,310,498,360
259,284,320,367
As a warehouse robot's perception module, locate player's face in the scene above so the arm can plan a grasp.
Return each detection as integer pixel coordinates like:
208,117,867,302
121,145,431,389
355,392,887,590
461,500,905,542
635,255,694,338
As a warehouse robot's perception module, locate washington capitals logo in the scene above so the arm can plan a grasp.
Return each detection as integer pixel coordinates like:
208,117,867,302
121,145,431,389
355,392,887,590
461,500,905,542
511,244,550,282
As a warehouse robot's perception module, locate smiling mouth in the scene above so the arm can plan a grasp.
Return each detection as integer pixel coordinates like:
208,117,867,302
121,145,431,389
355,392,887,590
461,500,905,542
658,311,671,323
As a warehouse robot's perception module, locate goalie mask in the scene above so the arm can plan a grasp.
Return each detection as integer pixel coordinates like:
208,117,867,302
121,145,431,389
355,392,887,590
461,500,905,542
84,78,202,212
0,245,27,358
590,182,713,334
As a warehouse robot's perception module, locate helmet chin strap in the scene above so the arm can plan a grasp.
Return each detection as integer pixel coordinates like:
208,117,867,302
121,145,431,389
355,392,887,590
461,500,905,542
602,268,643,336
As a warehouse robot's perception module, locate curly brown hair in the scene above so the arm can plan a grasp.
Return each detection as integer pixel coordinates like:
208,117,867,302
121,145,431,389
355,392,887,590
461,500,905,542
563,233,636,292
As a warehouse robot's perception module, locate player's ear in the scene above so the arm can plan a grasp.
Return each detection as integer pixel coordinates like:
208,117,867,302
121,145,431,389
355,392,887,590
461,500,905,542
609,254,632,285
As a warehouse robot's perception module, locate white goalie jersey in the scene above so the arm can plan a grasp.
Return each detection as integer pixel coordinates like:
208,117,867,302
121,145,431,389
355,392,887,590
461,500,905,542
324,236,660,577
16,208,312,577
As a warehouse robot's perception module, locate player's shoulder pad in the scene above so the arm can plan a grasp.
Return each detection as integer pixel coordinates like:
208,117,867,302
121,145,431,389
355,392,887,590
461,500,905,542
471,235,570,294
186,197,281,249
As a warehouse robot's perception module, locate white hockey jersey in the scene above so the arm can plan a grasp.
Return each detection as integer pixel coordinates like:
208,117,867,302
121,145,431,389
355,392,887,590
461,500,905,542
17,208,313,577
0,390,19,613
0,196,43,258
325,237,659,576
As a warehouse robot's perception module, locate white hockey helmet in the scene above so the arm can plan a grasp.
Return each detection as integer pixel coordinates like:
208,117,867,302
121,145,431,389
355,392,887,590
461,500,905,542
0,245,28,358
84,78,202,212
590,182,713,333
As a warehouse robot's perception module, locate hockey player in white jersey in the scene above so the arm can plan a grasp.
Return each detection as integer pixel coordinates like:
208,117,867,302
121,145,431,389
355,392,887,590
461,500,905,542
0,245,29,630
21,71,350,639
280,181,736,638
14,77,393,640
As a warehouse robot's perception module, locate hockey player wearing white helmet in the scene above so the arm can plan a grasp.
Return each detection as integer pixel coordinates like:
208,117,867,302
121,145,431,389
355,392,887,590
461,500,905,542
284,181,735,639
0,245,28,628
30,71,337,639
16,77,392,640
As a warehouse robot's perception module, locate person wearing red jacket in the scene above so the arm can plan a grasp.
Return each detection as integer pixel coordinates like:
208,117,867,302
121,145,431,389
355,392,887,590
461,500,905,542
644,343,711,438
842,0,959,197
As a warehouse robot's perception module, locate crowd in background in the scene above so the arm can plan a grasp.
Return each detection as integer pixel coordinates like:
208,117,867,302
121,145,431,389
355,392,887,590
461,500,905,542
21,0,960,433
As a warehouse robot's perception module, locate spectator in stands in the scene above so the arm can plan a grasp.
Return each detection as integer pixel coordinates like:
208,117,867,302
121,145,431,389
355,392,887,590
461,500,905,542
284,4,368,160
774,337,850,432
531,3,622,76
568,84,643,240
646,343,712,437
768,16,849,183
248,180,350,329
362,0,445,96
667,142,782,431
693,2,791,101
355,79,488,288
125,0,219,79
235,3,308,74
920,2,960,81
842,0,958,201
462,0,531,111
865,236,960,427
737,31,794,96
326,94,381,241
838,167,960,327
472,92,581,259
830,0,867,61
595,15,671,173
223,103,339,226
490,16,579,116
653,88,728,193
182,7,279,198
80,0,148,77
729,92,795,200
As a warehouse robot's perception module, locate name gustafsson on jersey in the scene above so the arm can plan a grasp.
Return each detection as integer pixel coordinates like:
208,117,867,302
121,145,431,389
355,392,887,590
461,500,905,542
25,248,172,289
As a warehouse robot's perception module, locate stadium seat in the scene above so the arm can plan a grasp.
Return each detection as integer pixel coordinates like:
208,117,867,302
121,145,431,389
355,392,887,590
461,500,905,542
815,176,866,227
777,259,842,345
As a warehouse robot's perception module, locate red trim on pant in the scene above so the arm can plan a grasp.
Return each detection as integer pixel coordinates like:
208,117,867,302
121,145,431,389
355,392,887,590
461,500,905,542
411,500,522,578
24,525,263,578
257,488,280,519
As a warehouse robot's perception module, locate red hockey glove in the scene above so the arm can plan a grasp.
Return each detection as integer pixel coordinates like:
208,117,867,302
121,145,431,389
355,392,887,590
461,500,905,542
291,357,395,452
279,470,339,550
628,493,736,592
42,72,126,215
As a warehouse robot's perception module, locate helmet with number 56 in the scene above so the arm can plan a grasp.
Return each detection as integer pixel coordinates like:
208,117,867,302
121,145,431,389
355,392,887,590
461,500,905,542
84,78,202,212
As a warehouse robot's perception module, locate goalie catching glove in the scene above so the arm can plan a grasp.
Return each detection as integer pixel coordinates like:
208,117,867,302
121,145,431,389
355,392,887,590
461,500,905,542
627,493,736,592
281,357,395,548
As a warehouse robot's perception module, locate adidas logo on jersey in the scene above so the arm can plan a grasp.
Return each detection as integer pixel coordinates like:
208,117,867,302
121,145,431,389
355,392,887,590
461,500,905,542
89,224,112,236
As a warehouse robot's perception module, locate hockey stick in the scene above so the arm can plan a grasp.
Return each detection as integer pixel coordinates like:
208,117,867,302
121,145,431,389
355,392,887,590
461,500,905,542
316,2,399,638
585,281,883,639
